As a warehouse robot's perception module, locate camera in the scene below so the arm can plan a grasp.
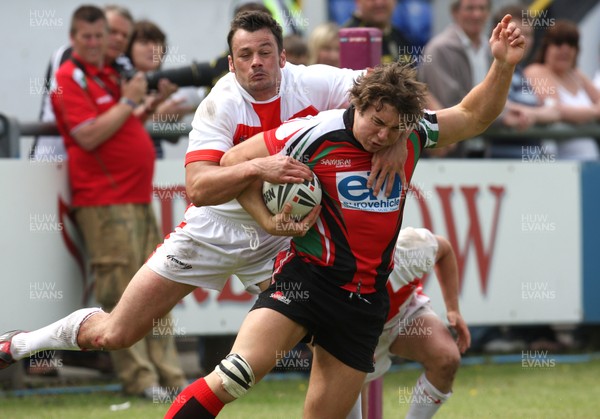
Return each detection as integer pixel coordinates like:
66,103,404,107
114,56,215,91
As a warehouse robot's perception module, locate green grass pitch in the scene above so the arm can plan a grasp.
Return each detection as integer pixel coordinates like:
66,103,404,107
1,360,599,418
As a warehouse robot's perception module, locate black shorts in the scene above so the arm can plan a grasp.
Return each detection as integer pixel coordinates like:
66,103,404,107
251,255,389,373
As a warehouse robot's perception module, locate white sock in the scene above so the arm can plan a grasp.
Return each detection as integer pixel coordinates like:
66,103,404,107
10,308,103,360
405,372,451,419
346,392,363,419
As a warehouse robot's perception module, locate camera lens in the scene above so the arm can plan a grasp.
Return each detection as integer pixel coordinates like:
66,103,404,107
145,62,214,90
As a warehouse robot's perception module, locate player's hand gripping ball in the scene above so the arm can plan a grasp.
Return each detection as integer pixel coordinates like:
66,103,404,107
262,174,322,219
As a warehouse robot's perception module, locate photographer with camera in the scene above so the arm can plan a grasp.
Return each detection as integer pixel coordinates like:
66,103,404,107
32,6,199,161
48,5,188,400
32,5,138,160
125,19,203,158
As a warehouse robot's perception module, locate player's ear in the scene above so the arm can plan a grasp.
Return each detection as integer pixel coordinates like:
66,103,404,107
228,55,235,73
279,49,286,68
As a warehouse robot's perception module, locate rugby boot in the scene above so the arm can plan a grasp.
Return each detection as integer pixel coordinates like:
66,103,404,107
0,330,25,369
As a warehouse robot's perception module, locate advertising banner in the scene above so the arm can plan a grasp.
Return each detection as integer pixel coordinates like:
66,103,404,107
0,160,583,334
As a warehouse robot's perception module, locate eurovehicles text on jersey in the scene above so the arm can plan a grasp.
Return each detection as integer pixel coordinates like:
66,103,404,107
336,171,401,212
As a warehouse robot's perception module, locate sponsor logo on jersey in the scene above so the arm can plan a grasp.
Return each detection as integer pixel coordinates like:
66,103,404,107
72,68,86,90
166,254,192,270
96,95,112,105
320,158,352,168
336,171,401,212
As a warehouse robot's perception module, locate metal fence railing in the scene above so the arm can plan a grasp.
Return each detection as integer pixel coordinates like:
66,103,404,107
1,113,599,158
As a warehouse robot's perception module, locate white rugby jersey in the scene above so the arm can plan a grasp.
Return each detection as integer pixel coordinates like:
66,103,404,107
185,62,363,222
387,227,438,319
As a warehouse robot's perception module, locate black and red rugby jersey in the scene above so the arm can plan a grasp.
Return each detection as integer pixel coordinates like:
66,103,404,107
264,106,439,294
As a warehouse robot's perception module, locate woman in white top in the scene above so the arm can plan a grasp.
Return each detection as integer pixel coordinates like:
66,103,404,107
524,19,600,160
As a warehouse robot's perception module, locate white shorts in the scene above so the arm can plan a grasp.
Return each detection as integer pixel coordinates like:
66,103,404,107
146,206,291,294
366,293,436,382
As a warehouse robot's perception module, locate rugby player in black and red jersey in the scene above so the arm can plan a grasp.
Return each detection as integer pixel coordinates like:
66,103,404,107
164,14,525,418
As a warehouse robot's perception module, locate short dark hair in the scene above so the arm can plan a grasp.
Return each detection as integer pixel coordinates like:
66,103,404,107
350,63,426,129
126,20,167,64
227,11,283,57
70,5,107,36
534,19,580,65
234,2,271,17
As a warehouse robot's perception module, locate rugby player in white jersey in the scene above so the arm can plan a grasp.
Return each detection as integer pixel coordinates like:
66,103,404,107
0,10,403,374
348,227,470,419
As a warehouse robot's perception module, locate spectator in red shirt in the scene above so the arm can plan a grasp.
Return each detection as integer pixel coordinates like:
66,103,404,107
50,5,186,400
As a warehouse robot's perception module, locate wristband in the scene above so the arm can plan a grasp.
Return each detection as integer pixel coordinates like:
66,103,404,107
119,97,137,109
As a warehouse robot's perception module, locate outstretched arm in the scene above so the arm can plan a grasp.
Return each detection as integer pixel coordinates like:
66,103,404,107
435,14,526,148
434,236,471,354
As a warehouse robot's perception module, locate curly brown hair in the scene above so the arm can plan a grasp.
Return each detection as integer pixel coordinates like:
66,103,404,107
349,62,426,129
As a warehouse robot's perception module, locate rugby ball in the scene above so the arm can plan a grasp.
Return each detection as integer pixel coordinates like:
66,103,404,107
262,175,322,219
